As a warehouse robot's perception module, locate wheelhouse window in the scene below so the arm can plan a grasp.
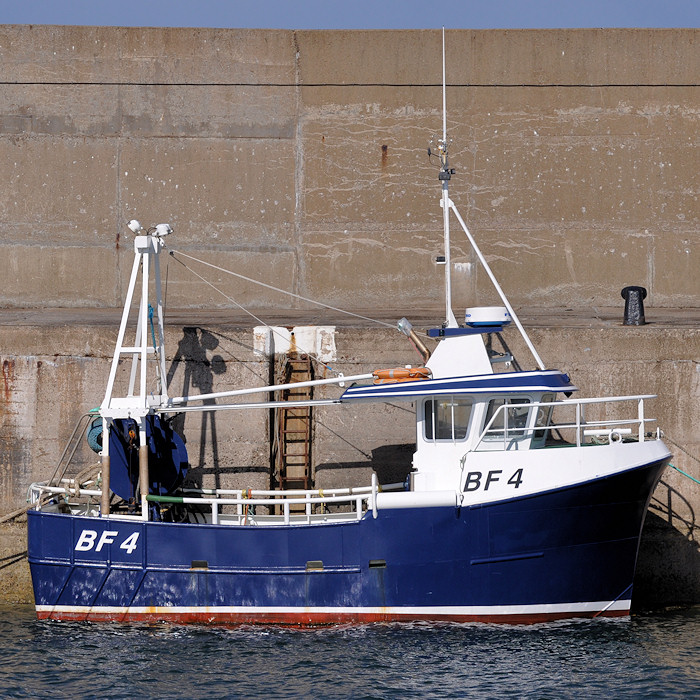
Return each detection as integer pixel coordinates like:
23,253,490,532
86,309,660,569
483,397,531,439
533,394,555,442
424,396,473,442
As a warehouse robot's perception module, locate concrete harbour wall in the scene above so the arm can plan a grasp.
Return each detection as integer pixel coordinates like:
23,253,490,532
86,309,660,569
1,315,699,607
0,26,698,311
0,26,698,607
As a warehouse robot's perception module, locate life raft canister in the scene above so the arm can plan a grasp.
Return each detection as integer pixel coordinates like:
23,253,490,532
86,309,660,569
372,367,432,385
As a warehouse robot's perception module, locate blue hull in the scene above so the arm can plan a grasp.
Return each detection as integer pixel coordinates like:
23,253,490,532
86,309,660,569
28,458,666,624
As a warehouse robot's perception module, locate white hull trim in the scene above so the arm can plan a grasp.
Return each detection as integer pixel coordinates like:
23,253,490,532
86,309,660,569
36,599,630,619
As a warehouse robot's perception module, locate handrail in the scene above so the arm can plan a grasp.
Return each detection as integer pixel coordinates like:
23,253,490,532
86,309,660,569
29,476,382,526
473,394,656,451
33,484,102,499
181,485,373,497
47,411,98,487
148,490,372,525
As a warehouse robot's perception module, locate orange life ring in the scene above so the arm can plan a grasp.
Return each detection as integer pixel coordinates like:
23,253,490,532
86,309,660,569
372,367,432,385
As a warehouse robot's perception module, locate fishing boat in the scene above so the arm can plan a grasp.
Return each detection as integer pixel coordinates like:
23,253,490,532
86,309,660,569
26,47,670,625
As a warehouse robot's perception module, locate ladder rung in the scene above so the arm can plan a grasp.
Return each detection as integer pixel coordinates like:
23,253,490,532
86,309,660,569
277,357,313,493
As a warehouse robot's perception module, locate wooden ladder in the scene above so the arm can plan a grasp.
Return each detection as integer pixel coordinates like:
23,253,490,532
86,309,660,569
274,353,313,496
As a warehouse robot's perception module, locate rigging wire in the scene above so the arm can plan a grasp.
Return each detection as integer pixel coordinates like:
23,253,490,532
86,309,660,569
168,248,398,330
166,247,339,376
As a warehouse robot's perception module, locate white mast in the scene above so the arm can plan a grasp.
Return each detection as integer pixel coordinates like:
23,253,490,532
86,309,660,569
437,29,545,369
99,220,173,519
439,28,458,328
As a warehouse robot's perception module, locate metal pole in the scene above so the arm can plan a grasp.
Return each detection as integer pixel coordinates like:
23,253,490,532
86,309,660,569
102,253,141,408
442,185,455,327
449,201,546,371
153,237,168,400
167,371,375,406
139,249,150,407
442,28,447,147
100,418,111,517
139,422,149,520
440,28,457,329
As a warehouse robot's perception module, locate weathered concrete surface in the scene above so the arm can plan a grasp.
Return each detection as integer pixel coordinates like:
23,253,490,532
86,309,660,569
1,310,699,606
0,27,698,310
0,523,31,604
0,27,698,607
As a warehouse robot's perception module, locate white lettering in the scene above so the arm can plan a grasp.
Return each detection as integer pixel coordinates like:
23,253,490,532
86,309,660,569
74,529,140,555
120,532,140,555
75,530,98,551
95,530,119,552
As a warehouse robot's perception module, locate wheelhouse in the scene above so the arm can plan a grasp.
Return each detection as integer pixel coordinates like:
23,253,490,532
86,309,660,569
419,392,557,451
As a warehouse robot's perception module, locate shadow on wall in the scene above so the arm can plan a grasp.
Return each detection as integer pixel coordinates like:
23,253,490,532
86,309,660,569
315,443,415,488
166,327,227,489
633,478,700,609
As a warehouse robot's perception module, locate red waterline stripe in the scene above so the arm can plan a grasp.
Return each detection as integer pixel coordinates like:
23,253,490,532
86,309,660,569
36,608,629,626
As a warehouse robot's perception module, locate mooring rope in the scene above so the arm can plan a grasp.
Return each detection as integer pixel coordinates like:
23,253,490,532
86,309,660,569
663,435,700,485
670,464,700,486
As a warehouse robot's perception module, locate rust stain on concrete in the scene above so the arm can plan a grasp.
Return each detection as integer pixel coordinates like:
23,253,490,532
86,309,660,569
2,359,13,404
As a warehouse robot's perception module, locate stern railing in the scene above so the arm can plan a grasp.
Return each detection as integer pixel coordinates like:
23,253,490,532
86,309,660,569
28,473,386,525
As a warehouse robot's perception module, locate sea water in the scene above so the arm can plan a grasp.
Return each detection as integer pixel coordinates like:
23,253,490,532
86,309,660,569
0,605,698,699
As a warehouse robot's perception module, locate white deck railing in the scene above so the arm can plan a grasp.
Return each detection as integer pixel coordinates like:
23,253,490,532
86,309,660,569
29,473,384,525
475,394,658,451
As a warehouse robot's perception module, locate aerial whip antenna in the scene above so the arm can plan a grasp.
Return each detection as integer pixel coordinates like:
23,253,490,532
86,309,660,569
442,27,447,147
434,28,545,368
439,27,458,328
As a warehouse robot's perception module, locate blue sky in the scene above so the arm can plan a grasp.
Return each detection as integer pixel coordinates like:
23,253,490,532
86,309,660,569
0,0,698,29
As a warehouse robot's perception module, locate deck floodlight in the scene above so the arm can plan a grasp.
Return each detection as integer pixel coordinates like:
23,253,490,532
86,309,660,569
155,223,173,237
397,317,413,335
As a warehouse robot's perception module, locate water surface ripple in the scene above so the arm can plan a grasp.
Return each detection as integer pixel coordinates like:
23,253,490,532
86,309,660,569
1,606,698,698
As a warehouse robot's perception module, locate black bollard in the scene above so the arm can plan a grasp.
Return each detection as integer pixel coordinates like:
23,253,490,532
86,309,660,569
621,286,647,325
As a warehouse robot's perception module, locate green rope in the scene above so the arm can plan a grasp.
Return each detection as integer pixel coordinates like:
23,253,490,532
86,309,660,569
148,304,157,352
146,494,184,504
670,463,700,486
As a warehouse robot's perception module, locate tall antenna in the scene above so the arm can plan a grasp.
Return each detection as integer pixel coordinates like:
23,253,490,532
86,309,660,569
439,27,457,327
442,27,447,145
434,30,546,368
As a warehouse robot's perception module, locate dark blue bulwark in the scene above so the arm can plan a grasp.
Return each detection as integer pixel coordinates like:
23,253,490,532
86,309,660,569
340,370,577,401
28,458,666,616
